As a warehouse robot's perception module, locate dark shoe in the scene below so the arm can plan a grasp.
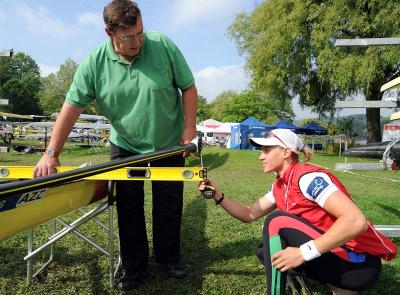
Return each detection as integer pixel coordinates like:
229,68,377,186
117,269,146,291
162,261,187,278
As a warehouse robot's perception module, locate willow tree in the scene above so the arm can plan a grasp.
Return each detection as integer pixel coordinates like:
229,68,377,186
229,0,400,142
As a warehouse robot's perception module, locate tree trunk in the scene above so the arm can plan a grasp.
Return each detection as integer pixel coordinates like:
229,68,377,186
365,87,382,143
366,108,381,143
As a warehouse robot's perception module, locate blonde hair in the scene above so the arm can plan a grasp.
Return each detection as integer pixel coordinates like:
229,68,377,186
291,145,313,163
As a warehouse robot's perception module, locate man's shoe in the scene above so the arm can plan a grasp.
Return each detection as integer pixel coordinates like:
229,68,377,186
117,270,146,291
162,261,187,279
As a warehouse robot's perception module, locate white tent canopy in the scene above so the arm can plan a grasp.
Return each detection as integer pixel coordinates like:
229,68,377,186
213,122,239,134
382,119,400,142
199,119,223,128
197,120,239,146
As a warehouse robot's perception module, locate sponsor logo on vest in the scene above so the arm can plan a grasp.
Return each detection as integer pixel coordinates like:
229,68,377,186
0,200,6,209
16,189,47,207
306,177,329,199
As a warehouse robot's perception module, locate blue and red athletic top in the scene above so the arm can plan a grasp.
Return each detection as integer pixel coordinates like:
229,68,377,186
265,162,397,261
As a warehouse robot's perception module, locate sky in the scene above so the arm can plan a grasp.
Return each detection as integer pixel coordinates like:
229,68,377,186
0,0,394,120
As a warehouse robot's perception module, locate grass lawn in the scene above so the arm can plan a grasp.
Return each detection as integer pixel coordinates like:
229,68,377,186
0,143,399,294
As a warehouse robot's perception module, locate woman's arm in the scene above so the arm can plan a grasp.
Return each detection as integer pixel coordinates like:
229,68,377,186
199,180,276,223
313,190,367,253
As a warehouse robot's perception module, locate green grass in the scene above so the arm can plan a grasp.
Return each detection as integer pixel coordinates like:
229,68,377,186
0,144,399,294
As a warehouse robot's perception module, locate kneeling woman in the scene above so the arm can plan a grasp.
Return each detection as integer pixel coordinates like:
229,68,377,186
199,129,397,295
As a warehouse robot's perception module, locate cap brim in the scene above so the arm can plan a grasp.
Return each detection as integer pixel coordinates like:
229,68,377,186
250,137,282,148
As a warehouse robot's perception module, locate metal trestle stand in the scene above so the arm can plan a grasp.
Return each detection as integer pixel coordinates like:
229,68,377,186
24,180,119,287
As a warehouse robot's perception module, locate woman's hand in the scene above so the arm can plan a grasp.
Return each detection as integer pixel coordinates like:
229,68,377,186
198,179,222,200
271,247,305,272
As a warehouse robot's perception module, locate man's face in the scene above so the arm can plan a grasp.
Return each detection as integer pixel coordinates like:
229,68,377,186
109,17,144,58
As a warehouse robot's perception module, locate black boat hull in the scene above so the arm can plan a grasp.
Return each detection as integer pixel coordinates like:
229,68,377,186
343,141,400,159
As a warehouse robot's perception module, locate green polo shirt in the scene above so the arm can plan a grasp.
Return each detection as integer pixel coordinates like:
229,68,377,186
66,31,194,154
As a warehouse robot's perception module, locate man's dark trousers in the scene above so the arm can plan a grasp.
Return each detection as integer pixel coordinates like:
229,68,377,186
110,142,185,273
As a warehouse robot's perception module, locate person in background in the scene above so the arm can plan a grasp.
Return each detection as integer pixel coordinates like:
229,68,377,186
199,129,397,295
34,0,198,291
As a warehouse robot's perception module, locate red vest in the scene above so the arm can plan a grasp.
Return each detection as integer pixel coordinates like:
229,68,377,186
272,163,397,261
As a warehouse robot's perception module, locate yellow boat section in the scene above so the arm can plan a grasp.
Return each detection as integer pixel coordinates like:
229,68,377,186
381,76,400,92
0,180,107,241
390,111,400,121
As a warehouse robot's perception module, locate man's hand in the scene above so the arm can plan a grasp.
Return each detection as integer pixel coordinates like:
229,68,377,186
181,125,196,144
271,247,305,272
181,125,197,157
33,154,60,178
32,102,83,178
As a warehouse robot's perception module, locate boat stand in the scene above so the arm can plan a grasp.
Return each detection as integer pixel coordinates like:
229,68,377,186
24,181,120,287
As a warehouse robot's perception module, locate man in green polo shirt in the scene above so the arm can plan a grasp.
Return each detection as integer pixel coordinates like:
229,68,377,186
34,0,198,291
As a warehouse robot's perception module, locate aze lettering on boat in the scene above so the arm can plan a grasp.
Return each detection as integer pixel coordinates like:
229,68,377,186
0,188,48,213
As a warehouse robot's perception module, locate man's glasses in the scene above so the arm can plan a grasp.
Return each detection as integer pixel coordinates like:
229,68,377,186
116,32,144,43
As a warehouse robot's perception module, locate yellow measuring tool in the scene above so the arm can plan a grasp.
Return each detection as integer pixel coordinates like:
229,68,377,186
0,166,207,182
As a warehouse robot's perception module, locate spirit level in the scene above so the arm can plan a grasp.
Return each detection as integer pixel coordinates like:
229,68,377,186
0,166,207,181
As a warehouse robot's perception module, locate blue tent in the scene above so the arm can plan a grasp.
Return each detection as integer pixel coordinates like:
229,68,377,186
271,119,302,132
272,119,297,129
302,122,327,135
230,117,273,149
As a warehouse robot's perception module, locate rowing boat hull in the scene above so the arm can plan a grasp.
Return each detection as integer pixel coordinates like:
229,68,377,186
0,180,107,241
0,144,197,240
343,141,400,158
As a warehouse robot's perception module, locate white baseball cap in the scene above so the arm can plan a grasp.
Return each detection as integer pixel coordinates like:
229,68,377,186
250,129,304,154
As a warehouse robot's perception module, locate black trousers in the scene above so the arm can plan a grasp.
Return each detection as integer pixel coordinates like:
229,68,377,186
110,142,185,273
261,211,381,294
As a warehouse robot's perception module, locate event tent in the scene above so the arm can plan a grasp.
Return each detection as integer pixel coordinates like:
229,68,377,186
271,119,303,133
382,119,400,142
212,123,239,148
213,123,238,135
302,122,328,135
230,117,273,149
197,119,223,143
200,119,223,129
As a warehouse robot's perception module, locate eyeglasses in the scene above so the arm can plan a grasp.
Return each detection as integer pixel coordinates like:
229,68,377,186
116,31,144,43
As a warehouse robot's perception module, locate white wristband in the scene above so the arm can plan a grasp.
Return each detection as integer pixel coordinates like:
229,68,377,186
300,240,321,261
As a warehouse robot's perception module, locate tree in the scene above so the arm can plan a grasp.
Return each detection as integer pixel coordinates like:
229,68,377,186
335,117,356,137
39,59,78,115
0,52,42,115
39,58,100,115
209,90,238,121
196,95,211,122
228,0,400,142
210,90,293,123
